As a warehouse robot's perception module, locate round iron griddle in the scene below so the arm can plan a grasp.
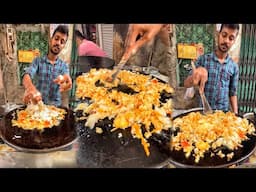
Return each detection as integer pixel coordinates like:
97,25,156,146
168,109,256,168
76,121,171,168
74,69,174,168
0,105,78,153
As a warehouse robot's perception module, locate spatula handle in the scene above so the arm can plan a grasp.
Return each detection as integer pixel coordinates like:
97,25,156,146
111,60,127,81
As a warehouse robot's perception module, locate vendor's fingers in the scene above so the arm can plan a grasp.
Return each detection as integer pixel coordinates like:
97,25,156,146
23,93,33,104
66,76,72,85
199,80,206,94
125,24,139,49
53,75,65,84
54,79,64,84
66,82,72,89
123,25,142,61
192,72,200,86
200,75,208,93
59,82,72,92
197,67,208,81
33,91,41,98
33,95,42,104
23,95,29,104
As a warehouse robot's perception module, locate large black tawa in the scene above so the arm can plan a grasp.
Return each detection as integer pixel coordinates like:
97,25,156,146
76,119,171,168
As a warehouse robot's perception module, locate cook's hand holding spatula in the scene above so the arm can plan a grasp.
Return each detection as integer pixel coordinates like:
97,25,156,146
106,24,165,83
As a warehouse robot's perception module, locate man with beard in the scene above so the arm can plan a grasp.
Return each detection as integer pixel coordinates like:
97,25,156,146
184,24,240,113
22,25,72,107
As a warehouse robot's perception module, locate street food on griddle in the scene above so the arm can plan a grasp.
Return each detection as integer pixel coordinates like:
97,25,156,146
171,111,256,163
75,68,174,156
12,102,66,130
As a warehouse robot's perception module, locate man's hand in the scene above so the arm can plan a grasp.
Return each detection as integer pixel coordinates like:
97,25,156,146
192,67,208,93
53,74,72,92
122,24,164,61
23,85,42,105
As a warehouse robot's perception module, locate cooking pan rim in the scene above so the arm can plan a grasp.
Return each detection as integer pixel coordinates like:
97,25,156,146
1,136,78,153
168,146,256,168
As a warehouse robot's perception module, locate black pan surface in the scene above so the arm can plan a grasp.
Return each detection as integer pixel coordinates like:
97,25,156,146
76,120,171,168
169,109,256,168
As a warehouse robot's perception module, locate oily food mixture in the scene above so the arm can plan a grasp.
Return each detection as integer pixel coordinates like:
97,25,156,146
75,68,174,156
171,111,256,163
11,103,66,130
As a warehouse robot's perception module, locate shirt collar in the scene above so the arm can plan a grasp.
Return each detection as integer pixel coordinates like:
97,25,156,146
212,52,231,64
43,55,60,65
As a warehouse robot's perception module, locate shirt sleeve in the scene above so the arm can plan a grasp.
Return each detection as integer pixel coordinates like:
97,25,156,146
229,63,239,96
23,57,40,79
62,61,70,75
195,55,205,68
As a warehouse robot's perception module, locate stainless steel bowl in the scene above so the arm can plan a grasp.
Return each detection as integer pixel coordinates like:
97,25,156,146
243,112,255,125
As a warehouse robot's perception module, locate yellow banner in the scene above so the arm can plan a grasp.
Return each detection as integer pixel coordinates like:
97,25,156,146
177,44,197,59
18,49,40,63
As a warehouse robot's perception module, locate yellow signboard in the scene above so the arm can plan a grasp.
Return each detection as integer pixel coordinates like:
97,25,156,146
177,44,197,59
18,49,40,63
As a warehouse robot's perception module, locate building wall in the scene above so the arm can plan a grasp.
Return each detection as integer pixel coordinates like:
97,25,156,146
0,24,20,105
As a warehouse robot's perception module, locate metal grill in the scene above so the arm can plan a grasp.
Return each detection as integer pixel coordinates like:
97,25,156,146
238,24,256,114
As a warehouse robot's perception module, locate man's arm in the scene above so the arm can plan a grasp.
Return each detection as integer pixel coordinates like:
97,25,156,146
23,73,41,104
184,75,194,88
23,73,35,91
230,95,238,114
184,67,208,93
229,64,239,114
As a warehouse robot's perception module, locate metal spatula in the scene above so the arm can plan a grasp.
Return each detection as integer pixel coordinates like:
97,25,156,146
199,91,213,114
191,61,213,114
108,59,127,83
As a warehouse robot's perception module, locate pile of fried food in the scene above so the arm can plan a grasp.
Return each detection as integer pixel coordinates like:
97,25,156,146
11,102,66,130
75,68,174,156
171,111,256,163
